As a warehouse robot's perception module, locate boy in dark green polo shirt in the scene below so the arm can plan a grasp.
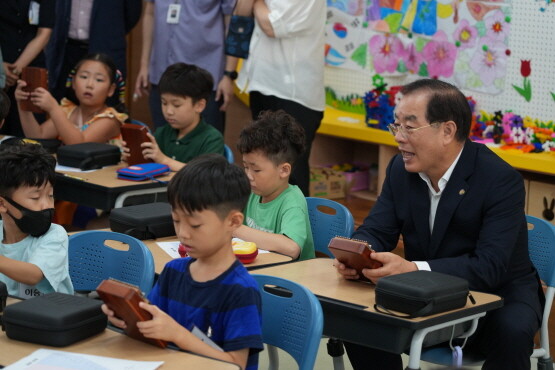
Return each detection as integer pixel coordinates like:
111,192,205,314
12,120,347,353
124,63,224,171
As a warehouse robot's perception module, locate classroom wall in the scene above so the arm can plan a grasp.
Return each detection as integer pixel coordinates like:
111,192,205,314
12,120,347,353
324,1,555,121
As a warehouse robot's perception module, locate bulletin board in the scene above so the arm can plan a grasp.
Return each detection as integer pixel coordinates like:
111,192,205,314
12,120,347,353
324,0,555,122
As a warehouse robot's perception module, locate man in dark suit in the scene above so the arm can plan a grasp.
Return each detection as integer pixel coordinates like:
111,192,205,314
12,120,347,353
46,0,142,102
335,79,543,370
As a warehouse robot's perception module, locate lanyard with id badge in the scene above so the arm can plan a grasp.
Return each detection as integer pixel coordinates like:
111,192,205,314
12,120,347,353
167,0,181,24
28,1,40,25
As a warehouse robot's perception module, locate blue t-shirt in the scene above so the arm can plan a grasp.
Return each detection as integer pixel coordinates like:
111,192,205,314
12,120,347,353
148,258,263,370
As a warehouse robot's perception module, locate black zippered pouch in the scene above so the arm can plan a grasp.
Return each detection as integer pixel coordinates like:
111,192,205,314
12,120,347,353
374,271,472,318
57,142,120,170
109,202,175,240
1,293,107,346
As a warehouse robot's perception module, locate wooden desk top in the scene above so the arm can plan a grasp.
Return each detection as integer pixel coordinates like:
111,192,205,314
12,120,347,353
253,259,502,323
1,300,238,369
58,163,174,189
143,236,293,273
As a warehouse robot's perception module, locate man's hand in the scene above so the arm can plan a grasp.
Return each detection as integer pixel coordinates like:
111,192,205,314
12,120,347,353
133,66,150,99
4,62,20,87
361,252,418,283
333,259,361,280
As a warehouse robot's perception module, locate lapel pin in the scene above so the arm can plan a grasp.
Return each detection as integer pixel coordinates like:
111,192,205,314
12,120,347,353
459,189,466,195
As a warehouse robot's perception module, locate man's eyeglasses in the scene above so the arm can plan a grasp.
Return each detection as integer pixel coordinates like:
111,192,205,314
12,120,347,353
387,121,443,138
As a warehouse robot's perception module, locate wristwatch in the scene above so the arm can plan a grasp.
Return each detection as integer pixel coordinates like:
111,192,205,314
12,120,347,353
223,70,238,80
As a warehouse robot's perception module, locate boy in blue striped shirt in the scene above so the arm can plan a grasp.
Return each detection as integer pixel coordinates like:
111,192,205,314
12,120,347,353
103,154,263,370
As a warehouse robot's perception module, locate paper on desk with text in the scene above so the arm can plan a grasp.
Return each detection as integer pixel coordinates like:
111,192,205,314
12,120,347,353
5,348,163,370
157,240,269,258
55,164,98,173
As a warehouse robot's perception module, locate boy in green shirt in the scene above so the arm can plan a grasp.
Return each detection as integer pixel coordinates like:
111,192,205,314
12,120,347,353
234,110,315,260
123,63,224,171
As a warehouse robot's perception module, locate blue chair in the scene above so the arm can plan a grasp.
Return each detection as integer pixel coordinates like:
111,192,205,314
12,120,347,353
224,144,234,164
306,197,355,258
418,215,555,370
130,119,151,130
252,274,323,370
68,230,156,295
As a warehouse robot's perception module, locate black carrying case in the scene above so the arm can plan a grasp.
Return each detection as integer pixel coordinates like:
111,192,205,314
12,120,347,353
109,202,175,240
375,271,470,318
1,293,107,346
57,142,121,170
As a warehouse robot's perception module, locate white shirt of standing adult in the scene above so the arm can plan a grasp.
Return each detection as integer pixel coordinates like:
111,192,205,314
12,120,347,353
236,0,326,112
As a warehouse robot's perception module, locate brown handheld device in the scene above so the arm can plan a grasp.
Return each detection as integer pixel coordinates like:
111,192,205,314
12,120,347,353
121,123,153,166
328,236,382,280
20,67,48,113
96,279,167,348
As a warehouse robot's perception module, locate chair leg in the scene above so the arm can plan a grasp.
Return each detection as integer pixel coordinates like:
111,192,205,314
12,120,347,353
537,357,554,370
327,338,345,370
267,344,279,370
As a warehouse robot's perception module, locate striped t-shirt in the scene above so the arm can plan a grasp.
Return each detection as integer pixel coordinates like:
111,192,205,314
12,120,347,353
148,257,263,370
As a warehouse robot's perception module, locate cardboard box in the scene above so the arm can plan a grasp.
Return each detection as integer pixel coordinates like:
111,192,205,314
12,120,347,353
309,167,345,199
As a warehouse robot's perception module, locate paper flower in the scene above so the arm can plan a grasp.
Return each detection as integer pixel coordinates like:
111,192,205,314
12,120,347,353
369,34,406,74
469,38,508,86
484,10,511,42
422,31,458,78
453,19,478,50
402,43,424,74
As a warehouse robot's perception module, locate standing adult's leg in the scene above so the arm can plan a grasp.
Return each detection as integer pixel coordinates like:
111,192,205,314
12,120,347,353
51,41,88,102
149,84,166,130
202,90,225,134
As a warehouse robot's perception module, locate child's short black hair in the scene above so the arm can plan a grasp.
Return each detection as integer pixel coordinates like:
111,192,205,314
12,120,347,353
237,110,305,166
158,63,213,104
0,144,56,197
168,153,250,219
0,89,10,122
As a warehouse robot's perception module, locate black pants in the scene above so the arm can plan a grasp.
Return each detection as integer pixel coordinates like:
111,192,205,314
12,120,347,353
249,91,323,197
51,39,89,102
344,300,540,370
149,84,225,134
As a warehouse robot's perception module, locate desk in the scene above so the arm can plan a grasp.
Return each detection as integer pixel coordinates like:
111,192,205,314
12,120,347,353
56,164,174,210
253,259,503,370
1,299,239,369
143,236,294,273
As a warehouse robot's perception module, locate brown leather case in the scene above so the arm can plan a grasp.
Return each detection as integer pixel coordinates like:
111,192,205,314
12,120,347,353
121,123,153,166
96,279,167,348
20,67,48,113
328,236,382,280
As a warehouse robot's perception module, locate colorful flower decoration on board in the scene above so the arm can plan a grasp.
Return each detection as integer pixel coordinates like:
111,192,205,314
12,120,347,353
369,34,406,74
483,10,511,42
453,19,479,50
469,38,508,86
512,60,532,102
422,31,458,78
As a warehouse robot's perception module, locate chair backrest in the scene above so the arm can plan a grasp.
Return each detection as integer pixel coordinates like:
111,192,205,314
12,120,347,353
224,144,234,163
68,230,155,295
306,197,355,258
130,119,151,131
526,215,555,287
252,274,323,370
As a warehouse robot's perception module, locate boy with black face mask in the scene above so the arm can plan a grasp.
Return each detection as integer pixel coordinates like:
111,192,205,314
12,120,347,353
0,144,74,298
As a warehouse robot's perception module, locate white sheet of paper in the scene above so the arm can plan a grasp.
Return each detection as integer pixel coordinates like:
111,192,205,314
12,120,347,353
157,241,181,258
55,164,98,173
5,348,163,370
